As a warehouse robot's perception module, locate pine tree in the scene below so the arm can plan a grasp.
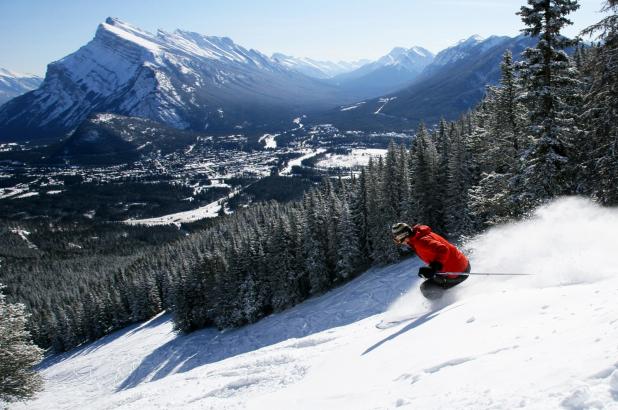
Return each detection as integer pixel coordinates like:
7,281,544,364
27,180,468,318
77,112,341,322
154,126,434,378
303,190,330,294
335,200,360,279
349,168,372,269
397,143,414,223
580,0,618,204
497,50,524,152
468,54,525,228
517,0,581,209
368,157,399,263
410,123,441,231
445,123,474,239
0,284,43,404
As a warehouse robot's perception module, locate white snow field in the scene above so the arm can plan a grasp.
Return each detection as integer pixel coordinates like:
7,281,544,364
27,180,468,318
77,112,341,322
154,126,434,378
19,197,618,409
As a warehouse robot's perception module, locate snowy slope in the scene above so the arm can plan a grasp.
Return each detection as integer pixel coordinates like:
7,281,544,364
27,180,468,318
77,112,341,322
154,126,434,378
0,67,42,105
17,197,618,409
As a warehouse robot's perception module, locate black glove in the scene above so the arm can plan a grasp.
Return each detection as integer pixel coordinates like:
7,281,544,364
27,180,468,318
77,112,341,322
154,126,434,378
418,261,443,279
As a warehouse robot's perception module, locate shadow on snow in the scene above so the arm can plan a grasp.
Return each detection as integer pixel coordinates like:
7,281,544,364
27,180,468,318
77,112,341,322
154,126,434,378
115,258,422,390
361,303,463,356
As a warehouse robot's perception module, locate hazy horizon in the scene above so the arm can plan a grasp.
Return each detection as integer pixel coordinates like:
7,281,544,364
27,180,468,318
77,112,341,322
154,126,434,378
0,0,610,76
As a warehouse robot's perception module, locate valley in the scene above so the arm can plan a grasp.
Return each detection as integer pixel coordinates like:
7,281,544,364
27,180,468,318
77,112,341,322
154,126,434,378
0,120,397,224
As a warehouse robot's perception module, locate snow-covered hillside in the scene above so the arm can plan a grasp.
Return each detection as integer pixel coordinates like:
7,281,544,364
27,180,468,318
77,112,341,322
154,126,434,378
18,197,618,409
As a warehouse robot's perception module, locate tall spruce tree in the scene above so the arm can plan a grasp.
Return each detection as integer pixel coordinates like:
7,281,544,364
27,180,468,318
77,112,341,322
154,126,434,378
469,52,526,227
580,0,618,204
410,123,441,231
0,284,43,404
497,50,524,152
517,0,581,209
349,168,372,269
445,122,474,239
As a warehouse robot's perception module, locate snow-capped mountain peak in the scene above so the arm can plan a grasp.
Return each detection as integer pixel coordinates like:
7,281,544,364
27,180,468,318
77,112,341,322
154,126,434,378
100,17,162,54
0,17,348,141
0,68,38,79
458,34,484,45
270,53,369,79
376,46,434,69
410,46,432,57
432,34,510,67
0,67,42,106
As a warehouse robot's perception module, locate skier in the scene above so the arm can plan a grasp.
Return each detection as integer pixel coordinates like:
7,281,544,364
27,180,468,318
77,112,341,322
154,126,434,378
392,223,470,298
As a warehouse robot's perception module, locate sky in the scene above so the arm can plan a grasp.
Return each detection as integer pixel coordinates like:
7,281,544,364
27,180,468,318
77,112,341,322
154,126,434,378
0,0,610,76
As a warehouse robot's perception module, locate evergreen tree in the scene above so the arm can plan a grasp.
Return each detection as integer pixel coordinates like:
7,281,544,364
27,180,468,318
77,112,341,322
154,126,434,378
0,284,43,404
349,168,372,269
410,123,441,231
368,157,399,263
335,200,360,279
497,50,525,151
517,0,581,209
433,119,450,233
580,0,618,204
303,190,330,294
445,123,474,239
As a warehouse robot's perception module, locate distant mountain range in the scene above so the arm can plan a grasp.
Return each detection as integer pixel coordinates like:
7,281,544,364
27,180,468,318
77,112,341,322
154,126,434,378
327,46,435,99
0,68,42,106
270,54,369,79
0,18,539,142
316,34,536,130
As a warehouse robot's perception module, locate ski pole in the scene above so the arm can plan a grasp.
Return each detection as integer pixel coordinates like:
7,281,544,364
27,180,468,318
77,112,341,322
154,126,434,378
436,272,534,276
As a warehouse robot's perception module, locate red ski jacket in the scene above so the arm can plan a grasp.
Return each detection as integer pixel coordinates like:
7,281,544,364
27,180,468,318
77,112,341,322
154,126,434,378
403,225,469,278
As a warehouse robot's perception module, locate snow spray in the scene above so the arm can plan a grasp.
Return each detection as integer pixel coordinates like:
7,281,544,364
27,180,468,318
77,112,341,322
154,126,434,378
387,197,618,316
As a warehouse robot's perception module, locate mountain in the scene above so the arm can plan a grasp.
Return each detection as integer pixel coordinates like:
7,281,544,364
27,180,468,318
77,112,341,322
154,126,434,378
15,197,618,409
49,113,200,165
271,53,369,79
316,34,536,131
330,46,435,99
0,18,353,142
0,68,42,106
380,34,535,124
428,34,508,70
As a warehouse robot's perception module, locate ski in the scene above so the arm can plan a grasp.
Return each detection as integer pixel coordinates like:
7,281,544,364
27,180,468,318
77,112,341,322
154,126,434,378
375,315,420,329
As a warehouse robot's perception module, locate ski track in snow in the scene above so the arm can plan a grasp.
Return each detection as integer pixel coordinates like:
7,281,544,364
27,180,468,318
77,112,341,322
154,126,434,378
18,197,618,409
374,97,396,115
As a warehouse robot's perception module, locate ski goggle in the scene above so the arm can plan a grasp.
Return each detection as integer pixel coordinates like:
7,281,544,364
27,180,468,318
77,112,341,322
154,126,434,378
394,232,410,244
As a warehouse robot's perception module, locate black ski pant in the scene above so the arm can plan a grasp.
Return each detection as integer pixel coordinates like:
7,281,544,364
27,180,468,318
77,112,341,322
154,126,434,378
421,262,471,291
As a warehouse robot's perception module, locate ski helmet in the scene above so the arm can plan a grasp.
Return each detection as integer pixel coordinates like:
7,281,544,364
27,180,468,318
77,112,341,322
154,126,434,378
391,222,412,243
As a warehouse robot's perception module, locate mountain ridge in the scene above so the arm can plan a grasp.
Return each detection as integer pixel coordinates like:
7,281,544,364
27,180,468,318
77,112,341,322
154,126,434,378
0,18,354,142
313,34,536,131
328,45,435,99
